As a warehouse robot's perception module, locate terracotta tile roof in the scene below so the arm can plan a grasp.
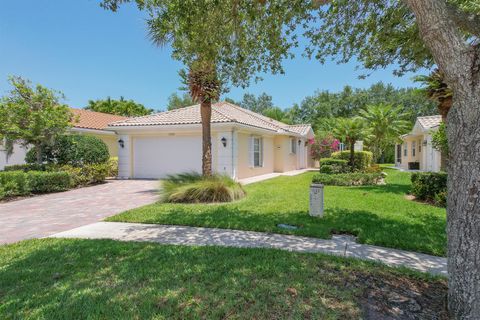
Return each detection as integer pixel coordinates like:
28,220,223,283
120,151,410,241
417,115,442,130
286,124,312,136
109,101,312,136
70,108,129,131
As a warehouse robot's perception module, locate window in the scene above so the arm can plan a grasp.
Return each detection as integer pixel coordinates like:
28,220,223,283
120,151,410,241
412,141,416,157
403,143,408,157
290,138,297,154
253,137,263,167
418,139,422,153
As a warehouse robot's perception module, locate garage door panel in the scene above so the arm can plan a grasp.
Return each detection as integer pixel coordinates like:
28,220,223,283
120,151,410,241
133,136,202,179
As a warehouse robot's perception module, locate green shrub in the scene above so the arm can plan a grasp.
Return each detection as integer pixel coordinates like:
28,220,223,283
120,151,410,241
107,157,118,177
331,151,373,171
161,172,246,203
3,163,50,172
411,172,447,206
312,172,385,186
26,171,71,193
26,135,110,166
58,163,109,187
434,191,447,207
0,171,30,197
365,164,382,173
319,158,349,174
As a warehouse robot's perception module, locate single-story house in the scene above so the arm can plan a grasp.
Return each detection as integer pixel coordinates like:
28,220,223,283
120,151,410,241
108,102,315,179
395,115,442,172
0,109,128,170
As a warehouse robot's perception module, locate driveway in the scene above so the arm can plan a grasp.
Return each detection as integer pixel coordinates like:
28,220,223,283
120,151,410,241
0,180,159,244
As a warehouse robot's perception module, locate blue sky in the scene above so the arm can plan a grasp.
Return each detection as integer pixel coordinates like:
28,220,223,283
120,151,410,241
1,0,424,112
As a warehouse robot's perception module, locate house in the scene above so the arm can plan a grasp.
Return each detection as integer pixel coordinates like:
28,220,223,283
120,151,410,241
0,109,128,170
108,102,315,179
395,115,442,172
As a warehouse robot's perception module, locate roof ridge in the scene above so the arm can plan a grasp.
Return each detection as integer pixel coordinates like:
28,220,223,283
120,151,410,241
212,103,236,122
221,101,291,133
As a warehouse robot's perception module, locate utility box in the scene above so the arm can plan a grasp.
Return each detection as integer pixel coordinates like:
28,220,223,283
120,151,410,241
309,183,324,217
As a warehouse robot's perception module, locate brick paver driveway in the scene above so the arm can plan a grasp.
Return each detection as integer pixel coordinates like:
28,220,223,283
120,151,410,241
0,180,158,244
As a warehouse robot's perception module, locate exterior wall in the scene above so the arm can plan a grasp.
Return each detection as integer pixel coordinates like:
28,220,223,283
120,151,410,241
71,129,119,157
273,136,297,172
398,132,442,172
0,143,29,170
236,132,274,179
215,130,237,178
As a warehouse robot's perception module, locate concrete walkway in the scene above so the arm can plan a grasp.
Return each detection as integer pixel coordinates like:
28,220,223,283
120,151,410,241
239,168,317,185
51,222,447,276
0,180,158,244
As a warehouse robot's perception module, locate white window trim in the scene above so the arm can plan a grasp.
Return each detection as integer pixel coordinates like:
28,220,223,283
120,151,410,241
290,137,297,154
249,136,264,168
412,141,416,157
403,143,408,157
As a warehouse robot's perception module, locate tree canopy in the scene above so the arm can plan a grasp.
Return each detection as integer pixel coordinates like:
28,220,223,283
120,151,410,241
0,76,72,163
166,93,194,111
86,97,153,117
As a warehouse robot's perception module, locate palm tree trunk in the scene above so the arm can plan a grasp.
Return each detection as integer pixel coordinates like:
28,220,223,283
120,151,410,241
200,100,212,176
35,144,42,164
349,140,355,171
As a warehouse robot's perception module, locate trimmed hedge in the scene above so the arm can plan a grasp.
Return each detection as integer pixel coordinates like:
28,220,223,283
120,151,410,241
331,151,373,171
59,163,109,187
312,172,385,186
411,172,447,207
0,171,71,199
319,158,349,174
3,164,50,172
26,134,110,165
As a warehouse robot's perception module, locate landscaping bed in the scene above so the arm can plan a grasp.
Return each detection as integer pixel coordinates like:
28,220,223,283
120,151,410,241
108,168,447,256
0,238,447,319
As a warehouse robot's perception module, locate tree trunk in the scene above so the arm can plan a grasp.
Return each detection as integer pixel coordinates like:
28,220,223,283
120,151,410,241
403,1,480,317
35,144,42,164
200,100,212,176
349,140,355,171
446,89,480,319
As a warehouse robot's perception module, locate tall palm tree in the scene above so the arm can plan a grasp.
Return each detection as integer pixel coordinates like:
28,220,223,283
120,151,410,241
358,104,410,163
333,117,368,170
414,69,453,121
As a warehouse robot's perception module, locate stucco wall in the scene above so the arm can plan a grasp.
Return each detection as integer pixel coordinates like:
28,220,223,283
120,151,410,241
236,132,274,179
273,136,298,172
400,135,424,170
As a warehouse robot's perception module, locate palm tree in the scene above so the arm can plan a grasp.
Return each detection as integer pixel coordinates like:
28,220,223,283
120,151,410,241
333,118,368,170
414,69,453,121
358,104,410,163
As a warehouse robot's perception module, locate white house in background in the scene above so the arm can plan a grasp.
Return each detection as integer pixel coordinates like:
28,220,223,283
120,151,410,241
396,115,442,172
108,101,315,179
0,109,128,170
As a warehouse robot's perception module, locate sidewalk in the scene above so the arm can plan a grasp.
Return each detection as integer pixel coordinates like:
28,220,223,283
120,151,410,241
50,222,447,276
238,168,317,185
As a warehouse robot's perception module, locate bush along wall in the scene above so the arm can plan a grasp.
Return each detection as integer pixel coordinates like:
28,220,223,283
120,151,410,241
319,158,349,174
411,172,447,207
331,151,373,171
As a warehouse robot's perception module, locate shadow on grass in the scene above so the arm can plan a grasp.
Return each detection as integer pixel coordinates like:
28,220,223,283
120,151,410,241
323,208,446,256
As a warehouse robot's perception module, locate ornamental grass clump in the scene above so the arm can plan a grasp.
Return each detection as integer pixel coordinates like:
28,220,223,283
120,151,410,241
161,172,245,203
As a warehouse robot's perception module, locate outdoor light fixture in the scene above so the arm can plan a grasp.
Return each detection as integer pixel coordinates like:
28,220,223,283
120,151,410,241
221,137,227,147
298,140,301,146
118,139,125,148
423,140,428,146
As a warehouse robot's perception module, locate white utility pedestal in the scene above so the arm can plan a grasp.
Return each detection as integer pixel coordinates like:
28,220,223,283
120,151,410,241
309,183,324,217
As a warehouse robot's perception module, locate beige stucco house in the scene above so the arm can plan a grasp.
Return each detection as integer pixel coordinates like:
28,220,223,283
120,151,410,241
395,115,442,172
108,102,315,179
0,109,127,170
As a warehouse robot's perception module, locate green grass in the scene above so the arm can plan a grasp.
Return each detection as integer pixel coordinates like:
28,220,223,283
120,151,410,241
108,168,447,256
0,239,446,319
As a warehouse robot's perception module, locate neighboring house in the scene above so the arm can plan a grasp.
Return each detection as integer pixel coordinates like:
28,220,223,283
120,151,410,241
396,115,442,172
0,109,128,170
108,102,315,179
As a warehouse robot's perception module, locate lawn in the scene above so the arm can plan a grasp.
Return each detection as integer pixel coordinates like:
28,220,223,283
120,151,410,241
0,239,447,319
108,168,447,256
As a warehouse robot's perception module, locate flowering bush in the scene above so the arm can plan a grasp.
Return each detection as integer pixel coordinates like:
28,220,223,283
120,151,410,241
310,134,340,160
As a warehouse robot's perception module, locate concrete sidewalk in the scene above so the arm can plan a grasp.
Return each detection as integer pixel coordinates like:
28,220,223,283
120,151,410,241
238,168,317,185
50,222,447,276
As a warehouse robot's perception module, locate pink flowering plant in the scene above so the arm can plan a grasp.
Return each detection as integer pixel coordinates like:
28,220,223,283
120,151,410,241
310,133,340,160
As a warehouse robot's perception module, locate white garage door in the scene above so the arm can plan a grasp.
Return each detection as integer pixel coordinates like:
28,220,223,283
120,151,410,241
133,136,202,179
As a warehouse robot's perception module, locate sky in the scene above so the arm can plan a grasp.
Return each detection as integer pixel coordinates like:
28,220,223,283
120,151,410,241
0,0,425,112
